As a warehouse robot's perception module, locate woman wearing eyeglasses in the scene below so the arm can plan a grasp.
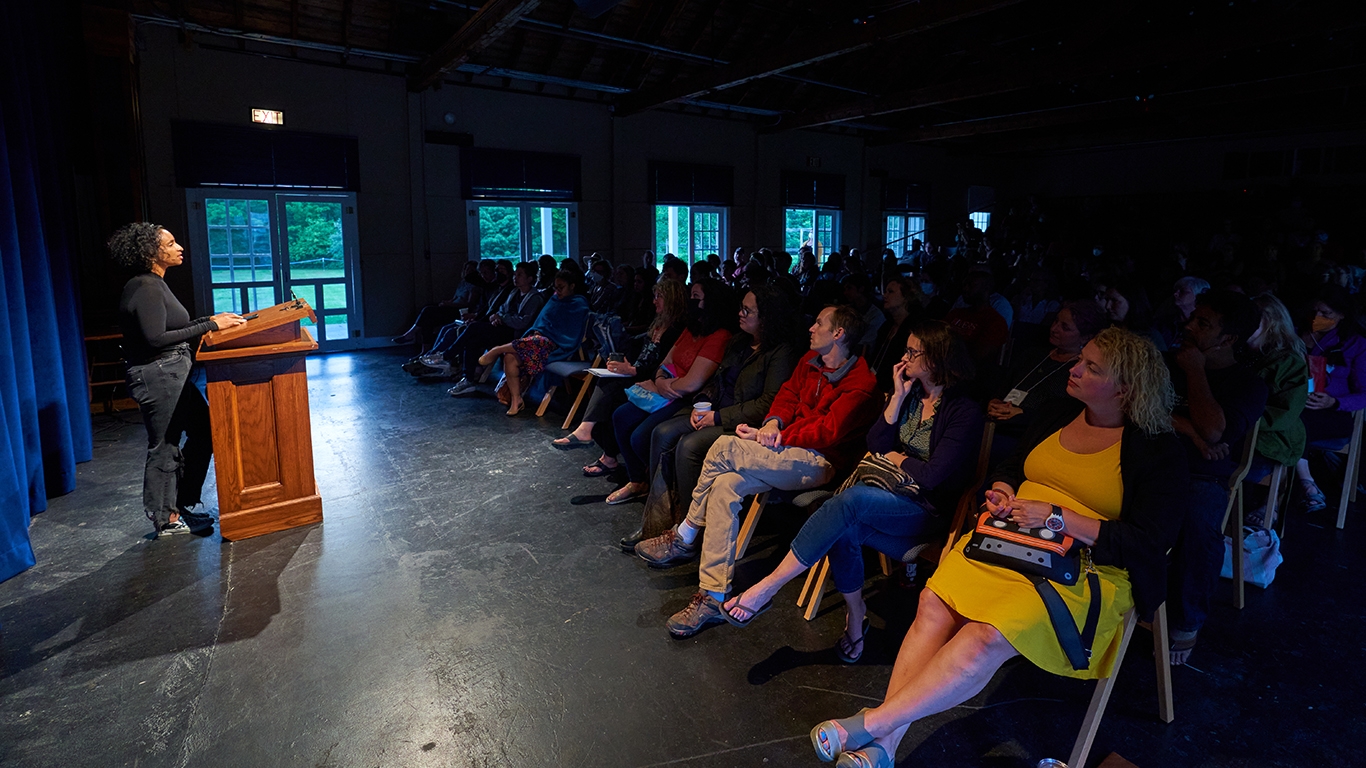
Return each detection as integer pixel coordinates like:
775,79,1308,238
720,320,982,662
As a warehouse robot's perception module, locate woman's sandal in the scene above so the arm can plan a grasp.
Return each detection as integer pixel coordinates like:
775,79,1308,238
582,459,617,478
836,617,871,664
552,434,592,449
811,708,874,763
606,485,648,505
836,743,892,768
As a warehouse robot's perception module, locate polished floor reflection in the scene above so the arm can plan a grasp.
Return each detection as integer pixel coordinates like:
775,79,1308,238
0,348,1358,767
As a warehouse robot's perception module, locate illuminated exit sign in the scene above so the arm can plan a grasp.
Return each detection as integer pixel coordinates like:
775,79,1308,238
251,109,284,125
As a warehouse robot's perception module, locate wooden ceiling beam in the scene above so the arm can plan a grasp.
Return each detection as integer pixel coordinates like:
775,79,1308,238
611,0,1025,117
408,0,542,92
778,7,1366,133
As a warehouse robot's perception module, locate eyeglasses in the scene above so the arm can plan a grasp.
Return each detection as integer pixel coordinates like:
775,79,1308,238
903,347,925,360
739,306,758,318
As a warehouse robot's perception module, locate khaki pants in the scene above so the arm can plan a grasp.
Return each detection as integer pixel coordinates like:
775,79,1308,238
685,435,835,594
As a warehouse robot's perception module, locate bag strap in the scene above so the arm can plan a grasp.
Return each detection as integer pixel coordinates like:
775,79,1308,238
1030,571,1102,671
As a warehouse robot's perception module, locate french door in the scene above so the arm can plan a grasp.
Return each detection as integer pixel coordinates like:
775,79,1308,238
185,190,364,351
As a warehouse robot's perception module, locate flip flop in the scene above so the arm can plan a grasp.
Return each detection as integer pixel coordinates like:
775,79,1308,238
605,486,648,505
552,434,592,449
582,459,617,478
721,597,773,628
837,617,872,664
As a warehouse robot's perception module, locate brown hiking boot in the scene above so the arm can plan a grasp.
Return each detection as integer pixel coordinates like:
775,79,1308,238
634,526,699,568
666,591,726,638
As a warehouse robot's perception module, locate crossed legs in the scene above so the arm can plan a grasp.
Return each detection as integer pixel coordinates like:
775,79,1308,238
477,343,523,415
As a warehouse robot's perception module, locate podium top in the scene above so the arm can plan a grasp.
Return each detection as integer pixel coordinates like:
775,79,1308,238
198,298,319,361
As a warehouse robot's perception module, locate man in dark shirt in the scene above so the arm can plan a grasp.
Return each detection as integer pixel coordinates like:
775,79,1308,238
1165,291,1268,665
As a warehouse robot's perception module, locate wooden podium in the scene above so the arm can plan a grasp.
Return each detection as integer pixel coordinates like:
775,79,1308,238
197,298,323,541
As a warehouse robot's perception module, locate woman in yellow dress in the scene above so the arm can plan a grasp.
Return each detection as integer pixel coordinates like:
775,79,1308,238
810,327,1190,768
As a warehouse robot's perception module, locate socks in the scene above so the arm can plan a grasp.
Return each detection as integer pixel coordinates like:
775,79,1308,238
676,521,699,544
706,590,726,603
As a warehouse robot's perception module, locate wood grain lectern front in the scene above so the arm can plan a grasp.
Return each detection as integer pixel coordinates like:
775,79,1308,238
197,298,323,541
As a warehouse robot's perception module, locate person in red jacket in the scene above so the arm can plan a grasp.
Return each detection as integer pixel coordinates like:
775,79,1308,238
636,305,881,638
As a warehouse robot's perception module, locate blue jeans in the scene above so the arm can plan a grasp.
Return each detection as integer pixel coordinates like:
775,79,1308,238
610,399,689,482
1168,478,1230,633
790,484,942,594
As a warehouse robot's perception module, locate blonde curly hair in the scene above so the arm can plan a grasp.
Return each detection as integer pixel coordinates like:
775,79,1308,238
1090,326,1174,435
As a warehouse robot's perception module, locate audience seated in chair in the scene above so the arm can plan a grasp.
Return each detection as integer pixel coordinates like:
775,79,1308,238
1244,293,1309,527
721,320,982,664
582,279,737,502
808,328,1188,768
1165,290,1267,665
618,283,805,550
471,270,589,416
391,260,489,350
408,261,545,382
634,304,880,638
552,279,686,450
1295,286,1366,514
866,276,926,393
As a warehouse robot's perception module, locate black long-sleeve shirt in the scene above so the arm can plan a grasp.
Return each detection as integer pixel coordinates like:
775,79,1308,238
118,273,217,364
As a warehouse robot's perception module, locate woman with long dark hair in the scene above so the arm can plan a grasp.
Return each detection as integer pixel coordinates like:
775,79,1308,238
110,223,244,537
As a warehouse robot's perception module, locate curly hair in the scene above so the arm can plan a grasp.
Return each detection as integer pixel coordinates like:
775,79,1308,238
107,222,165,272
745,283,804,352
650,278,687,335
1090,326,1173,435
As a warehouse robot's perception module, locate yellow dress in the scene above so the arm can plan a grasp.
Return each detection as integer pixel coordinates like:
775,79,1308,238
926,430,1134,679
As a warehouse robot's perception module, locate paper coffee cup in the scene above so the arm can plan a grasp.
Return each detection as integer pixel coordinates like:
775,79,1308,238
693,401,713,414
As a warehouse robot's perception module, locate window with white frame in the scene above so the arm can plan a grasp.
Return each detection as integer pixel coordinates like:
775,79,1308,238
784,208,840,262
884,213,926,254
468,202,577,263
969,211,991,233
654,205,728,268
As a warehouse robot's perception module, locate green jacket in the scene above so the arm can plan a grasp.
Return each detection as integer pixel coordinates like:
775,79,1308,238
1254,348,1308,466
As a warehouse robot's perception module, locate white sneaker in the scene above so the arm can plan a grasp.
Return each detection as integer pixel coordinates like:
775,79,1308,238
447,379,477,396
156,520,192,538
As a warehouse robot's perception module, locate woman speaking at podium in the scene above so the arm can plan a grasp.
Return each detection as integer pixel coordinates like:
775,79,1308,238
110,223,245,538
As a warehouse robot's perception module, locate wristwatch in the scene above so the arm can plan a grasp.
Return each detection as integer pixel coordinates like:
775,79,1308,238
1044,505,1066,532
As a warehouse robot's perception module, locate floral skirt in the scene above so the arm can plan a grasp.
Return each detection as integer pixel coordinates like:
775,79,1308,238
511,335,557,376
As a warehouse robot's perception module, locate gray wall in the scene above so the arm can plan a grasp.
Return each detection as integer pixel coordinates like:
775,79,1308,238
136,26,993,338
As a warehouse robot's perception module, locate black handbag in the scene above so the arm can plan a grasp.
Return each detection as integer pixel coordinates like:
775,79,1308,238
963,509,1102,671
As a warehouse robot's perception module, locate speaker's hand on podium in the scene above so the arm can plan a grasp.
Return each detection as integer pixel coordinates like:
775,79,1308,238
211,312,246,330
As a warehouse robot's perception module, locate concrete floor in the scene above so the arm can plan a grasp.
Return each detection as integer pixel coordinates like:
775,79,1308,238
0,347,1359,768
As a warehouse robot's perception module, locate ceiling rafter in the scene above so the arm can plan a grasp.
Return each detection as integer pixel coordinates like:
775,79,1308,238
408,0,542,92
775,6,1366,133
611,0,1026,117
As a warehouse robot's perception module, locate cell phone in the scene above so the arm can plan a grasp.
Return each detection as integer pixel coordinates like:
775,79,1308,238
242,313,259,321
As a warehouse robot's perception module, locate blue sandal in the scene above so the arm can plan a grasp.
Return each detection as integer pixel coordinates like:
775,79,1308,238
836,743,892,768
811,708,873,762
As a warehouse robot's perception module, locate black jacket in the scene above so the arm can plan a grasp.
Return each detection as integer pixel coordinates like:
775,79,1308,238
706,338,803,431
867,386,984,515
989,399,1190,620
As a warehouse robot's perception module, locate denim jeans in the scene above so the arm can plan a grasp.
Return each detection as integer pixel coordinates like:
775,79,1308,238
1168,477,1230,633
790,484,942,594
125,346,213,527
610,399,689,483
434,321,514,379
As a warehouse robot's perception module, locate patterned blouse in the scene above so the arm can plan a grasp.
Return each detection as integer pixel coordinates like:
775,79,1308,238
897,386,937,462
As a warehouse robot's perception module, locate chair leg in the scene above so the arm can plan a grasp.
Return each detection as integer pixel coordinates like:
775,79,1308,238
1152,603,1175,723
1233,486,1245,610
800,557,832,621
1338,411,1364,529
535,387,556,418
560,375,595,430
878,552,895,576
1069,609,1139,768
1264,464,1284,533
734,492,768,561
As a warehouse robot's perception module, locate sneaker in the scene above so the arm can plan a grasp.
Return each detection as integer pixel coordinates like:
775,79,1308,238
634,526,699,568
666,592,727,638
400,356,428,374
447,378,478,397
413,360,454,378
180,508,215,534
156,520,192,538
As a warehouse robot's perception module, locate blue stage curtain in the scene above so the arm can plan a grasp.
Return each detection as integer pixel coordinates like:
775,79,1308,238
0,2,94,582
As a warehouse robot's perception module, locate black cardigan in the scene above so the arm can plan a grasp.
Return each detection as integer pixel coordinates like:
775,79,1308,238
867,386,984,516
988,398,1190,620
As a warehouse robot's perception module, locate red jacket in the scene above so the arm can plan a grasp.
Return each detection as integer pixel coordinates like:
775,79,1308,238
765,350,880,470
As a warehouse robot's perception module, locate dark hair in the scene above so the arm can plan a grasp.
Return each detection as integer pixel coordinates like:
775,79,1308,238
746,283,804,353
693,278,739,337
662,257,689,280
514,261,537,279
107,222,165,272
537,254,558,272
1062,299,1110,341
824,304,866,353
554,269,583,294
1316,285,1361,341
1196,289,1260,345
559,258,583,275
840,273,871,294
907,319,976,389
1100,277,1155,333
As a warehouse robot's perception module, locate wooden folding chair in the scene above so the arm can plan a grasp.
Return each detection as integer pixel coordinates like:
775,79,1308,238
1220,421,1260,610
1069,603,1174,768
797,421,997,621
735,492,769,561
1335,408,1365,529
534,314,596,418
